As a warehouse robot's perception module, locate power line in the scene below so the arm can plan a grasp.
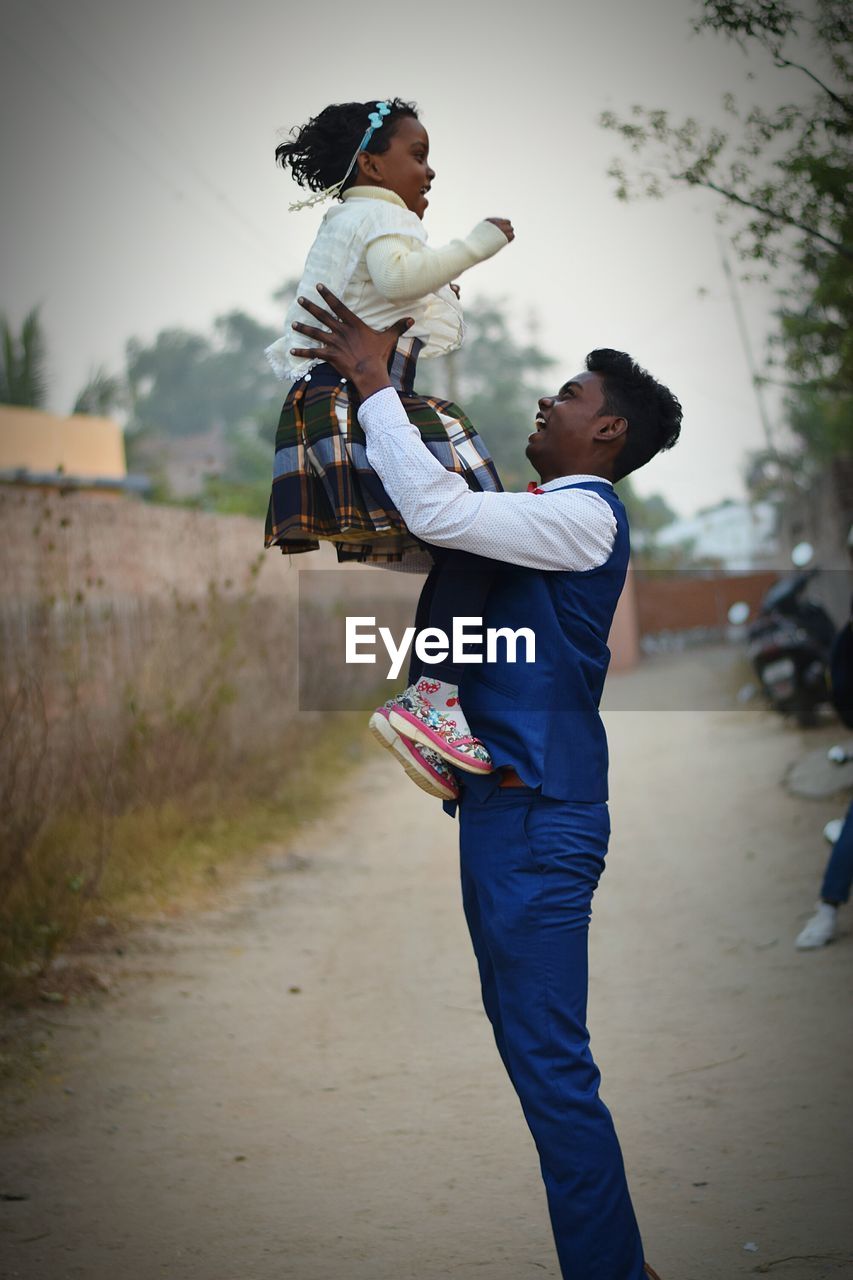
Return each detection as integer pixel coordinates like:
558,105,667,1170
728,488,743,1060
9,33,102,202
34,0,280,264
4,22,278,277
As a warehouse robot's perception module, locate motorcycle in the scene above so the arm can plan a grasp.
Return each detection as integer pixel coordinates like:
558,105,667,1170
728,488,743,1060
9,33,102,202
729,543,836,727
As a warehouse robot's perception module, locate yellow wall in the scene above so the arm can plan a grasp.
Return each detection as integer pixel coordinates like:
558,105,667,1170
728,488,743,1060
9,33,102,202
0,406,126,479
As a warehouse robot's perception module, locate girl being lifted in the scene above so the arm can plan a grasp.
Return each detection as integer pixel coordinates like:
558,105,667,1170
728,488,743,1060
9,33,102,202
265,97,514,802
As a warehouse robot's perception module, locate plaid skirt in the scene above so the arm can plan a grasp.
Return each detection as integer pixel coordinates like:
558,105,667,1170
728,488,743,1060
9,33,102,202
264,336,503,566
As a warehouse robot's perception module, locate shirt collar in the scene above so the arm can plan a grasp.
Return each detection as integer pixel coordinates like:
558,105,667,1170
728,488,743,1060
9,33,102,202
536,474,613,491
342,186,408,211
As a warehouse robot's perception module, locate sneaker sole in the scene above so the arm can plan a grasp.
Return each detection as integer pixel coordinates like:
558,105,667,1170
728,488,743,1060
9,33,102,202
368,710,458,802
387,708,493,775
795,931,835,949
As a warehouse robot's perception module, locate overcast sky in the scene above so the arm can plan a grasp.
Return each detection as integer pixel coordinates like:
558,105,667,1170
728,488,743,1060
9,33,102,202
1,0,814,516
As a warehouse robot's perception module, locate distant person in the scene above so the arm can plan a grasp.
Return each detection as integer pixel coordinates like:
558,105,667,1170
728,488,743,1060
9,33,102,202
796,800,853,948
796,531,853,949
290,287,681,1280
265,97,514,793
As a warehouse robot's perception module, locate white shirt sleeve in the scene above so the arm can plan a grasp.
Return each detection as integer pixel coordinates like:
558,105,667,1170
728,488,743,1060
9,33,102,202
364,220,509,303
357,387,617,572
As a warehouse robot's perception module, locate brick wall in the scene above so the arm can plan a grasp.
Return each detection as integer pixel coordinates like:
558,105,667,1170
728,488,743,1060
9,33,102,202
633,570,779,636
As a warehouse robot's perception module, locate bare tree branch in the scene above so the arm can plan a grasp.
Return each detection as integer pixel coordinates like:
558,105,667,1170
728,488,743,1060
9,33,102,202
772,54,853,111
673,171,853,258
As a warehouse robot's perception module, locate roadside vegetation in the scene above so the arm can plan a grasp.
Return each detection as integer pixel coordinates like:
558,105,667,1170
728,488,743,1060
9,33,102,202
0,511,387,1009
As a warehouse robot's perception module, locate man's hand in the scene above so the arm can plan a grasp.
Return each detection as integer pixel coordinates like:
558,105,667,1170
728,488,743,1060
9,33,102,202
290,285,414,400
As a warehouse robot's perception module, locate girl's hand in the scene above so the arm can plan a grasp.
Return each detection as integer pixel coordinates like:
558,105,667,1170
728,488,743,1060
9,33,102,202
486,217,515,243
290,285,414,400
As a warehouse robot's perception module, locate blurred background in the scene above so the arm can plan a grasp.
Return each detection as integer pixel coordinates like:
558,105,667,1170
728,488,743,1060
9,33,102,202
0,0,850,990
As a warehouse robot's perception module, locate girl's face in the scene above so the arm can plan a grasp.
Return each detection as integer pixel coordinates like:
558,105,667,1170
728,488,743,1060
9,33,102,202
357,116,435,219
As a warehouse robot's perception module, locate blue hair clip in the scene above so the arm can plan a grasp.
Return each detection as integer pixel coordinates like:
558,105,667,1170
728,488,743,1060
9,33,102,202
368,101,391,129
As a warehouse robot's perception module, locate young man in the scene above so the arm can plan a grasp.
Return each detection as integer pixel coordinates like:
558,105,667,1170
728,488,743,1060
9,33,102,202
291,288,682,1280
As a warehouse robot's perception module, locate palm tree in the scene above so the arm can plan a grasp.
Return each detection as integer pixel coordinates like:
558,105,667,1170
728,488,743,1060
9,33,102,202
72,367,126,416
1,308,126,416
0,307,48,408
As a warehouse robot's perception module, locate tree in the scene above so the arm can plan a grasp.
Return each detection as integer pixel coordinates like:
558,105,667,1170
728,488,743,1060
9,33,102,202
126,329,221,438
419,296,557,489
619,483,677,538
601,1,850,271
1,307,48,408
125,310,282,442
600,0,852,463
123,305,284,512
72,367,127,417
1,307,127,418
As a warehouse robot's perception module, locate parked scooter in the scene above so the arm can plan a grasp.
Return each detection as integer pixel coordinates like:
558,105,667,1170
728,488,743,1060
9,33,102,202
729,543,836,727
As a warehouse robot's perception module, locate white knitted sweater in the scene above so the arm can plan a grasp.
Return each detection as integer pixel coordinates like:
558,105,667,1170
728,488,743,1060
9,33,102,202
265,187,508,383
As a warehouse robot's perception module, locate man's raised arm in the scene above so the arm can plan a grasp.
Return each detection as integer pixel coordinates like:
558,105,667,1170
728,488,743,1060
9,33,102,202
289,287,615,573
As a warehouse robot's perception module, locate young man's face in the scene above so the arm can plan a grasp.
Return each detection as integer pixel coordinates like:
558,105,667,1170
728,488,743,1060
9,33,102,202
526,371,622,480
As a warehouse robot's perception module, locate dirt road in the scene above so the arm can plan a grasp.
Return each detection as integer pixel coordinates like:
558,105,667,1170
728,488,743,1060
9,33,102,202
2,649,852,1280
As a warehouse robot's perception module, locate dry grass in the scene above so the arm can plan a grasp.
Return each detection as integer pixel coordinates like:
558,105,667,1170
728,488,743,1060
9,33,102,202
0,557,401,1006
0,712,372,1009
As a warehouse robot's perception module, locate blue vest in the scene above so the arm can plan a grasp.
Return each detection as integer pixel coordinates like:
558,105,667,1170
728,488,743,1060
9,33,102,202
452,481,630,807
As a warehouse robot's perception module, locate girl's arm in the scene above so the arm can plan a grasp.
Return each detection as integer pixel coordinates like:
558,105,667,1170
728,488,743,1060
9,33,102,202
365,219,510,303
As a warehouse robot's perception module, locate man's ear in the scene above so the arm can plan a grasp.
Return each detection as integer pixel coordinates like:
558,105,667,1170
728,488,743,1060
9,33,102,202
596,416,628,443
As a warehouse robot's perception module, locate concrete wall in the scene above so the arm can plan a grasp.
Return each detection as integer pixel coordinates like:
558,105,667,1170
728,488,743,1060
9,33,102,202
0,488,641,696
0,487,284,605
0,488,429,606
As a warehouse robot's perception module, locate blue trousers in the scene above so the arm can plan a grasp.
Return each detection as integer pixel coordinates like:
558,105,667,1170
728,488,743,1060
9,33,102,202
458,786,646,1280
821,796,853,904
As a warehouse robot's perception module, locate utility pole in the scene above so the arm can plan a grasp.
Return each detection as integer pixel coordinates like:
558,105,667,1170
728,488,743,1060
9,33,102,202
718,236,776,453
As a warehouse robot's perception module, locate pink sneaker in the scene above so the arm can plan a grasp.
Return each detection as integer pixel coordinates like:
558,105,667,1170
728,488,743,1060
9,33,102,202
368,701,459,802
388,689,493,775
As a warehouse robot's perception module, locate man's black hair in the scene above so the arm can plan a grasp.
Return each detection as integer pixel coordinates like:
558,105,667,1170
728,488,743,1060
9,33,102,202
276,99,419,197
586,348,682,481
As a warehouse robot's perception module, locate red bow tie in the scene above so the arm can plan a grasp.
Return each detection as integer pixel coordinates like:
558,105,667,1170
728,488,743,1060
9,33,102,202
526,482,545,494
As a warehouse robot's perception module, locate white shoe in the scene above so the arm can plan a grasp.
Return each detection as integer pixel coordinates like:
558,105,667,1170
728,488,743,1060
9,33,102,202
367,700,459,802
795,902,837,950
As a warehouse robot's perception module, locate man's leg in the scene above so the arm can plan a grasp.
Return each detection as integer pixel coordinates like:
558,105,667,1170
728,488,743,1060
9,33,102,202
820,795,853,905
459,858,517,1089
458,788,645,1280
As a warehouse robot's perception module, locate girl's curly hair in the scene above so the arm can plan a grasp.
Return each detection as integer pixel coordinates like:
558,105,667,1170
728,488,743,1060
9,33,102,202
276,98,419,197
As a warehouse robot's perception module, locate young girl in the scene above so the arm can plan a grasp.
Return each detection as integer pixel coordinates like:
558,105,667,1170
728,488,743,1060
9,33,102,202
265,98,514,800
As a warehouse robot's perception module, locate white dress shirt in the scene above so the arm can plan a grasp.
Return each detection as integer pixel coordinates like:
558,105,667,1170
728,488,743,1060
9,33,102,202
357,387,618,572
